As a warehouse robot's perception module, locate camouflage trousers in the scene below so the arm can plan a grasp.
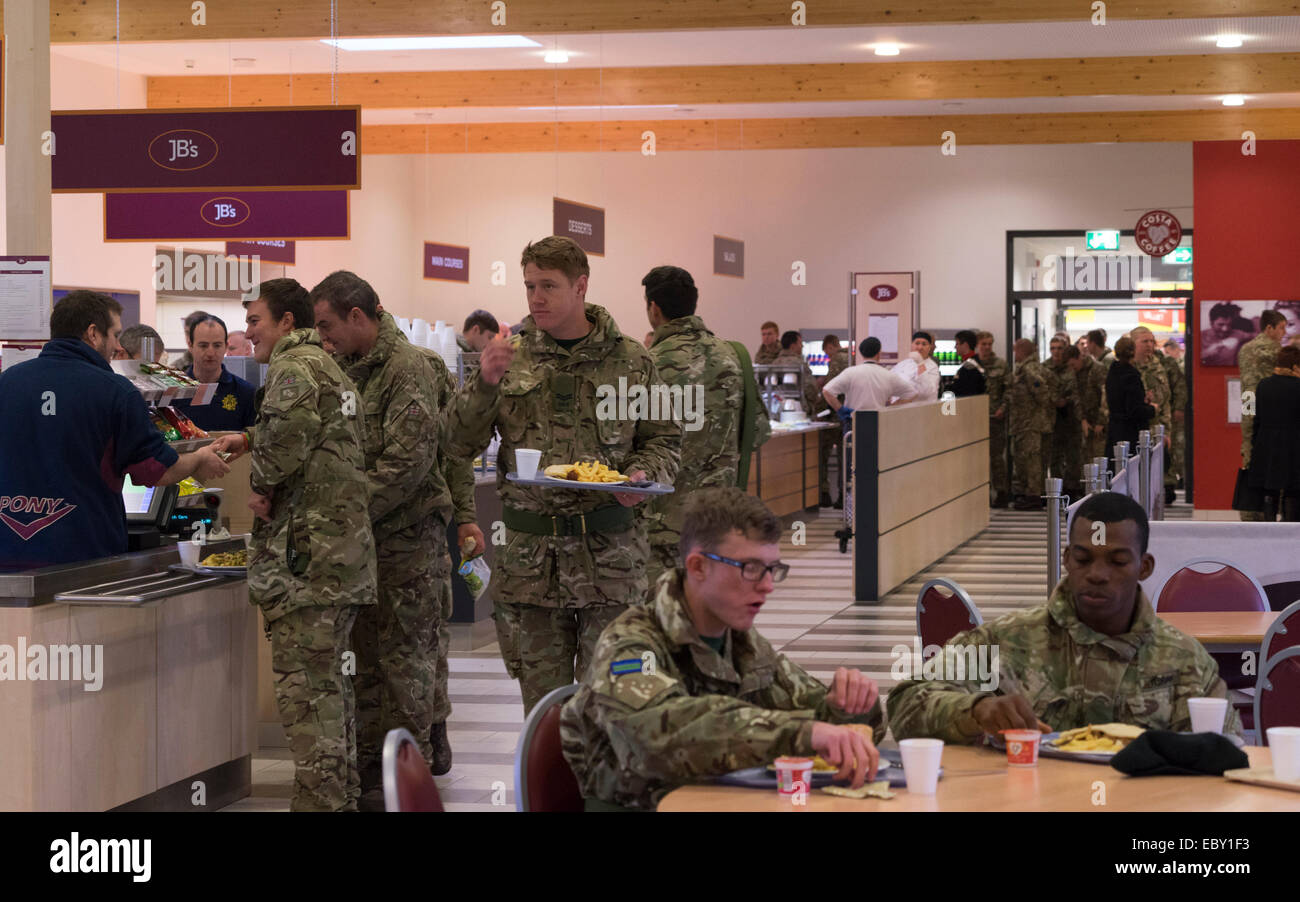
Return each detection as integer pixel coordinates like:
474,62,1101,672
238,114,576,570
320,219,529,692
494,600,629,714
267,603,361,812
1049,420,1084,493
1011,430,1045,497
1084,423,1108,468
989,417,1009,498
1167,420,1186,487
353,516,452,787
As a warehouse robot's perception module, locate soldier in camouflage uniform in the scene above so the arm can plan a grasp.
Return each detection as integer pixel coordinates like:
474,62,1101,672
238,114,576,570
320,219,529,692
444,237,681,714
1008,339,1053,509
978,332,1010,506
1131,328,1172,480
818,336,851,506
889,492,1242,742
642,266,771,585
776,331,825,418
1237,311,1288,521
1046,336,1082,496
560,488,884,810
754,321,782,365
215,278,377,812
1071,344,1108,465
1155,347,1187,500
309,272,465,807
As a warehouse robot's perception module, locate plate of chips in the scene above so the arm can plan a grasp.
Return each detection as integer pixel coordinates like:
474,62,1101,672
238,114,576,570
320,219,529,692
989,723,1144,764
507,461,674,495
719,750,914,789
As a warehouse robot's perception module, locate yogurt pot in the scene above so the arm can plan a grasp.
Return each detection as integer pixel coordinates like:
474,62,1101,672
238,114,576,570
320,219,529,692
772,756,814,795
1001,729,1042,767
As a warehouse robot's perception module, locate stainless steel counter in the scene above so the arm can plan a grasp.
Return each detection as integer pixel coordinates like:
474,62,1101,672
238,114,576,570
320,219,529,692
0,538,246,608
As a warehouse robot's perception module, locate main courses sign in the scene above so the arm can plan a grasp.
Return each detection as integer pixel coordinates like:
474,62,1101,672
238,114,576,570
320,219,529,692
52,106,360,192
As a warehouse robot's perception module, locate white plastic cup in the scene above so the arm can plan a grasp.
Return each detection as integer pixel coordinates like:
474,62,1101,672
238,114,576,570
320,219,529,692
1188,697,1229,734
1268,727,1300,782
515,449,542,480
178,542,202,568
898,738,944,794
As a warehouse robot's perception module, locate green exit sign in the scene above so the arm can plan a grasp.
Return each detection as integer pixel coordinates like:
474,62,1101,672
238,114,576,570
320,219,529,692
1085,230,1121,251
1163,247,1193,264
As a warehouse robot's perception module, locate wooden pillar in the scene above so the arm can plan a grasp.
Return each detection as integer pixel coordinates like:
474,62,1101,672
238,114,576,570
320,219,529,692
4,0,53,257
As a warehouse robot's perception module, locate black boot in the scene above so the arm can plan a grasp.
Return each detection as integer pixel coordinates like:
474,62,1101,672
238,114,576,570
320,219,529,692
1164,486,1177,504
430,720,453,776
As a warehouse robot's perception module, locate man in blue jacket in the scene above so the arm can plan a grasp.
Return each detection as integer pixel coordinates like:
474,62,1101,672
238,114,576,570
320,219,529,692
0,291,229,571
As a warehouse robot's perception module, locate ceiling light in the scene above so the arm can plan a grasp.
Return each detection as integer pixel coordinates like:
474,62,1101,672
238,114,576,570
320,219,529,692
517,104,678,111
233,57,255,68
321,36,542,51
1215,35,1244,48
1222,94,1245,106
874,43,901,56
544,50,570,64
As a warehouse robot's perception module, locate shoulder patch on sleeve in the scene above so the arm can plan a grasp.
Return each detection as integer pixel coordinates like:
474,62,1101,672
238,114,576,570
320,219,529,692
608,671,678,711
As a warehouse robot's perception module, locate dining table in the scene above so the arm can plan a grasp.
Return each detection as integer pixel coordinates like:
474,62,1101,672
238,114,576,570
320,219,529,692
1158,611,1277,654
656,744,1300,812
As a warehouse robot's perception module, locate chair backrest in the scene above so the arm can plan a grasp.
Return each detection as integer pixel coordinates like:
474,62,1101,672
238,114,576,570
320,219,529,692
514,683,583,813
916,578,983,655
382,727,444,812
1261,599,1300,669
1254,646,1300,746
1154,559,1269,614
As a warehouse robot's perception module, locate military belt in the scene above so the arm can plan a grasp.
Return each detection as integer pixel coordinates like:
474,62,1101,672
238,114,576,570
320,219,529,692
502,504,634,537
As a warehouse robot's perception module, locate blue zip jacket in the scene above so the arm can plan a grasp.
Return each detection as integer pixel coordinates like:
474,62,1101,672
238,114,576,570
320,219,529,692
0,338,179,571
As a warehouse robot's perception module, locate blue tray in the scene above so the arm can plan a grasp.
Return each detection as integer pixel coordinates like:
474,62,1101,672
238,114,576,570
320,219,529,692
506,472,674,495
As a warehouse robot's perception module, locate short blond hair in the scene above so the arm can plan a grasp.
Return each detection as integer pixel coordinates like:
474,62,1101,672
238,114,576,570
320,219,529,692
975,330,994,343
521,236,589,283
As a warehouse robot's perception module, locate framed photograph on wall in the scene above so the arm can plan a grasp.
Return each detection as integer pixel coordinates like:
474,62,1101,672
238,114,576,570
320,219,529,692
1199,300,1298,366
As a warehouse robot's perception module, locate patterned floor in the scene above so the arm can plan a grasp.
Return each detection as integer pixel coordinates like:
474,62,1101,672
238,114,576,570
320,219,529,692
222,494,1191,812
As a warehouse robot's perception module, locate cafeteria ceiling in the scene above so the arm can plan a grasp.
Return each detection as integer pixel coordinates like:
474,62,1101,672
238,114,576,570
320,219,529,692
34,4,1300,149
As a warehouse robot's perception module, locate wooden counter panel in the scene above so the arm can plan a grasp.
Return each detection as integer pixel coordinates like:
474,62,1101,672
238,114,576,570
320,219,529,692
877,441,989,534
0,604,71,810
157,587,236,788
877,487,989,597
876,396,988,472
230,594,260,764
68,605,159,811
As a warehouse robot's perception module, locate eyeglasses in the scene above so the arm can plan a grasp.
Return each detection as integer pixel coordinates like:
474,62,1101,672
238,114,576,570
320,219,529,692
700,552,789,583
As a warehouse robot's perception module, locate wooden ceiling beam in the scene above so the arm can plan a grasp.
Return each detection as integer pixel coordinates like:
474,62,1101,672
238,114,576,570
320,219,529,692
147,53,1300,109
360,108,1300,152
6,1,1300,42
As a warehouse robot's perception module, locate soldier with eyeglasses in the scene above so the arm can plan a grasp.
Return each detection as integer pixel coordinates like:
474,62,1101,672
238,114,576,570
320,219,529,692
559,487,884,811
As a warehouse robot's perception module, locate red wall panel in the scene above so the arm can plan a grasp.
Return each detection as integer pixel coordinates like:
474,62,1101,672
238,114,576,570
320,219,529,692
1192,140,1300,508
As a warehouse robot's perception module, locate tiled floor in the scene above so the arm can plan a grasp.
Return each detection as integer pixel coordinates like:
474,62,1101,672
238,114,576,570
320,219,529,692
221,495,1192,812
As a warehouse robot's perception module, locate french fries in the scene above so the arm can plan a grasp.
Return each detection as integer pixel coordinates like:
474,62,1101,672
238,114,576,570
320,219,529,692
1049,722,1144,753
543,461,629,483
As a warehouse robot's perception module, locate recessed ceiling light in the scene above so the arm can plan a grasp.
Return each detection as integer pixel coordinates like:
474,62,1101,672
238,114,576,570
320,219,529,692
321,36,542,51
941,101,964,109
413,112,436,120
233,57,255,68
874,43,901,56
1215,35,1244,48
1222,94,1246,106
517,104,678,111
544,50,570,64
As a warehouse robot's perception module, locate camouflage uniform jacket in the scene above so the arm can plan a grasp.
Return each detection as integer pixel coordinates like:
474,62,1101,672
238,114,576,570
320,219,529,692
1156,349,1187,419
559,569,885,810
1074,353,1106,428
1135,353,1172,431
776,346,825,415
443,302,681,608
336,312,453,543
982,354,1008,413
1008,358,1053,434
825,348,851,382
1238,333,1280,449
413,344,477,526
1046,359,1078,424
645,315,770,551
887,580,1242,743
246,329,377,621
754,343,782,365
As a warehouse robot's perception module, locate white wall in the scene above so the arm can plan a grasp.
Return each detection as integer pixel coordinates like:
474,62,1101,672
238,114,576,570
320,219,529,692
14,56,1197,354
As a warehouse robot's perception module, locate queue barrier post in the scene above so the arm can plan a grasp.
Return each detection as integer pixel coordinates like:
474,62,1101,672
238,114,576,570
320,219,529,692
1044,476,1067,596
1137,430,1152,518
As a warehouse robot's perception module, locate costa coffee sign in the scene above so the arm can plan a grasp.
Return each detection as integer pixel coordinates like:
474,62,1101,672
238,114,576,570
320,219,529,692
1134,210,1183,257
868,284,899,301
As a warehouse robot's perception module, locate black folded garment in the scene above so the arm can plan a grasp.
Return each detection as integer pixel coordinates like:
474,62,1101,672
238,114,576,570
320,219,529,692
1111,730,1249,777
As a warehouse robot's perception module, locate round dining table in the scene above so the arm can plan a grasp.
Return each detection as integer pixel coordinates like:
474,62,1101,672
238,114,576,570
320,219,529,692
657,744,1300,812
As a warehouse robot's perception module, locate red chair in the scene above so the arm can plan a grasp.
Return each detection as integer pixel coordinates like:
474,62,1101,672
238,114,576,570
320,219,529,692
1254,647,1300,745
514,683,583,812
916,579,983,658
382,727,444,812
1156,559,1268,696
1260,599,1300,668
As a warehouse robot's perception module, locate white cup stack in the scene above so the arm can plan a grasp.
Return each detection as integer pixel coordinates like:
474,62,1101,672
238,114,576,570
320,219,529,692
411,318,431,349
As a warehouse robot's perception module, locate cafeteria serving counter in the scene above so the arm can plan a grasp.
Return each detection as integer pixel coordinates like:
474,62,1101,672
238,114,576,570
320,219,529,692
0,540,257,811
